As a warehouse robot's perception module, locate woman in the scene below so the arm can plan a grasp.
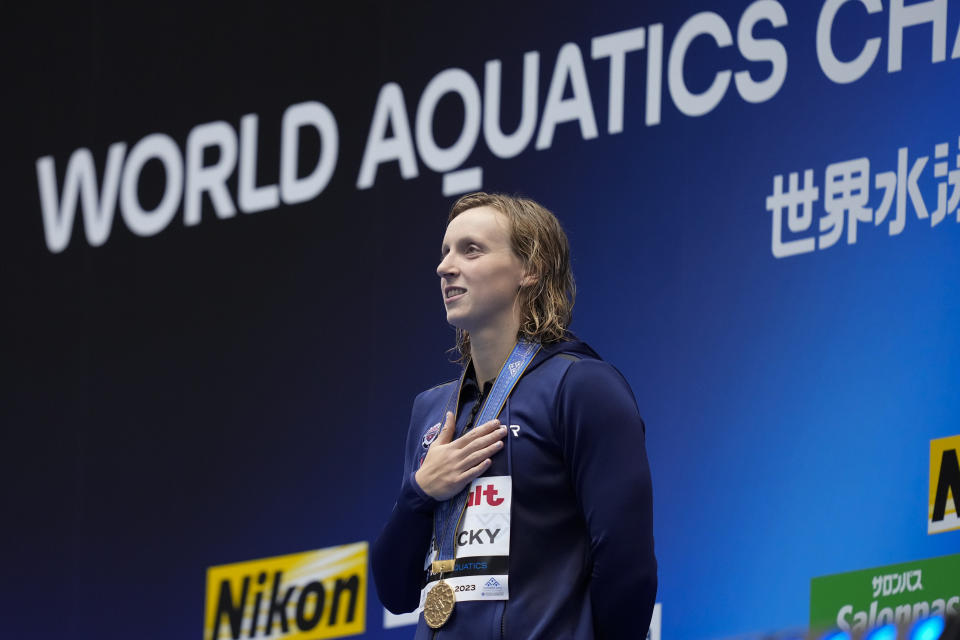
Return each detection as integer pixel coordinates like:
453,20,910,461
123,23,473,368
372,192,656,639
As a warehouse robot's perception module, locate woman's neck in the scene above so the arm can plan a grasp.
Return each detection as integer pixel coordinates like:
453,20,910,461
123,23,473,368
469,324,520,387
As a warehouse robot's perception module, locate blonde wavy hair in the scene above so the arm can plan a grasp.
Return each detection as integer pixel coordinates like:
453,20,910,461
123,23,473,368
447,192,576,362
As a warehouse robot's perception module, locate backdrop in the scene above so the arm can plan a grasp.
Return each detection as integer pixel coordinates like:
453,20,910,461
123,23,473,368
3,1,959,638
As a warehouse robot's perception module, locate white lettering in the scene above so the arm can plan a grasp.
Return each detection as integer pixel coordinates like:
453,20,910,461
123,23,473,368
735,0,788,103
483,52,539,159
894,604,912,625
816,0,882,84
836,604,853,631
357,83,418,189
852,609,868,633
238,114,280,214
415,68,481,173
36,143,126,253
888,0,947,72
184,121,238,226
668,12,733,117
876,606,894,626
645,24,664,126
120,133,183,237
536,43,598,150
280,101,338,204
954,19,960,58
591,27,645,135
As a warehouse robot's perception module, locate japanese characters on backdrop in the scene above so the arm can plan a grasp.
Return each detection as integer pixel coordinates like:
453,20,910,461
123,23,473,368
767,137,960,258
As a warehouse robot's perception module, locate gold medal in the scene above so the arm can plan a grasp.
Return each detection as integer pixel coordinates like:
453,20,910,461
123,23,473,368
423,579,455,629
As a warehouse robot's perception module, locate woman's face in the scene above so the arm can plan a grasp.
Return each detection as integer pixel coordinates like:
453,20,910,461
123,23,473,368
436,206,526,335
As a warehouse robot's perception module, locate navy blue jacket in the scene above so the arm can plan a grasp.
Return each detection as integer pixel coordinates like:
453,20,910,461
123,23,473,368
372,339,656,639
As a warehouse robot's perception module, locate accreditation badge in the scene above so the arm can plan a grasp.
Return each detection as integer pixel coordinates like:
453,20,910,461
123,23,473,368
421,475,512,605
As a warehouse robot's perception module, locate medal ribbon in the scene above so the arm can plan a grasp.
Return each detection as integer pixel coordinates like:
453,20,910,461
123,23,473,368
433,340,540,568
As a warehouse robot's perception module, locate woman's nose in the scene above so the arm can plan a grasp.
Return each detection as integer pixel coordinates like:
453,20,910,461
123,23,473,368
437,254,457,277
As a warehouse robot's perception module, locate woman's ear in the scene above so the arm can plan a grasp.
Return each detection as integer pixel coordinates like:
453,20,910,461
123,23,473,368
520,272,539,288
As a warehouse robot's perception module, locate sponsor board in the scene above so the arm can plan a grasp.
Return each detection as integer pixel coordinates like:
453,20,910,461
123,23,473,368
204,542,366,640
382,607,420,629
929,435,960,534
645,602,662,640
810,552,960,633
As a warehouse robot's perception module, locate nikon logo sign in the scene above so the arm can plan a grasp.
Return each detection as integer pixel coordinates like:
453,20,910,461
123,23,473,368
204,542,367,640
929,435,960,534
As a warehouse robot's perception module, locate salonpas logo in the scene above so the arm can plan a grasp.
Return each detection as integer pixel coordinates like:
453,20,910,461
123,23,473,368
809,552,960,634
204,542,367,640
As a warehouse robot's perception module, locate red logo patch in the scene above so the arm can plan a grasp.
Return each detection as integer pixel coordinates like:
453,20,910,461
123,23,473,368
422,422,442,449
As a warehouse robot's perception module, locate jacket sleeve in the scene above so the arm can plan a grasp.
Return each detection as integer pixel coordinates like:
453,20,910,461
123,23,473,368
557,359,657,638
371,395,439,615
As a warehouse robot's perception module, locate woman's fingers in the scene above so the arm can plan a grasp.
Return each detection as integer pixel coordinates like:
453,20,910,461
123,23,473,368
456,420,505,448
434,411,456,446
460,440,504,471
459,458,493,484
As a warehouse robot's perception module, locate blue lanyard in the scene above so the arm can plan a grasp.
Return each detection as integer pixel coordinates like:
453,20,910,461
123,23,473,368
433,340,540,567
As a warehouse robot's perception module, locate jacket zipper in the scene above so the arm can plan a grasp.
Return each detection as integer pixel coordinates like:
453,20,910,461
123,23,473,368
430,382,491,640
500,602,507,639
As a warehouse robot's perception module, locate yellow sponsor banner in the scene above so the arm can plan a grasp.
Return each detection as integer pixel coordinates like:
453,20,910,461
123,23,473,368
929,435,960,534
204,542,367,640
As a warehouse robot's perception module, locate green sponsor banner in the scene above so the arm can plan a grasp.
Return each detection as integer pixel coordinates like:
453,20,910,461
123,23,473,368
810,553,960,633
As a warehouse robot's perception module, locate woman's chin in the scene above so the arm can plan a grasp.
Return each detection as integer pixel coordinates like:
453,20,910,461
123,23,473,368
445,312,473,332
